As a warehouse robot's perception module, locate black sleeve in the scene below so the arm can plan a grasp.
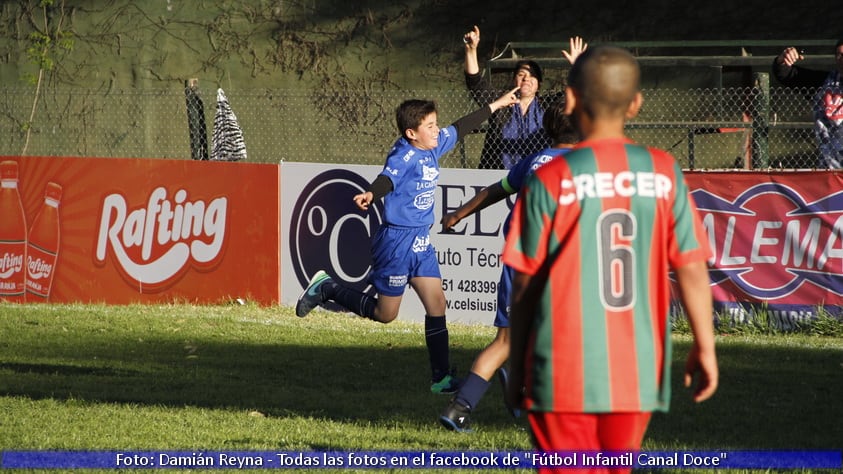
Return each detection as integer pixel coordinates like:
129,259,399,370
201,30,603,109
772,59,829,87
465,71,494,106
451,105,492,141
368,174,393,201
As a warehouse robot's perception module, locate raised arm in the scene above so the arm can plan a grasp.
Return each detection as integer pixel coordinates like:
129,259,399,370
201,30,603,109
562,36,588,65
451,87,519,140
463,25,495,105
772,46,829,87
777,46,803,67
463,25,481,75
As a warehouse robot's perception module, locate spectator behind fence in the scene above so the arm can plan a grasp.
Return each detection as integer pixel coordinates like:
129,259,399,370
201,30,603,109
772,40,843,168
463,27,586,169
503,46,718,470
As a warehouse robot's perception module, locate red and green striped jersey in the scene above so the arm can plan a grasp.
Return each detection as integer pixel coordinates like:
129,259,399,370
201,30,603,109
502,137,711,413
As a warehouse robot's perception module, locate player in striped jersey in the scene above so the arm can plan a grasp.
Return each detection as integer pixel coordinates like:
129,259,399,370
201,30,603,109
503,46,718,470
439,98,578,432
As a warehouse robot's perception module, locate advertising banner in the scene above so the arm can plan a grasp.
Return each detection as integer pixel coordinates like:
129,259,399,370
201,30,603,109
0,156,279,305
281,163,510,324
283,166,843,327
6,158,836,326
686,170,843,327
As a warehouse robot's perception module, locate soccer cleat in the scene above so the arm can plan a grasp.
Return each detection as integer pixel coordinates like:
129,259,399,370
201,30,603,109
430,373,462,395
295,270,332,317
497,367,522,418
439,399,472,432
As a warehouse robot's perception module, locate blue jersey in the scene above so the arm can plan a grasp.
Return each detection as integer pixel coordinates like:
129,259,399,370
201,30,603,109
493,146,571,328
500,146,571,235
380,125,458,227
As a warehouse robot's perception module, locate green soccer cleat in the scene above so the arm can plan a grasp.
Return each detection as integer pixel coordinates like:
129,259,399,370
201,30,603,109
430,373,462,395
295,270,332,317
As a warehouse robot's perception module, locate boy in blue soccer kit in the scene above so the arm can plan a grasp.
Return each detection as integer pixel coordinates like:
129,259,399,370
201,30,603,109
297,89,520,394
438,99,579,429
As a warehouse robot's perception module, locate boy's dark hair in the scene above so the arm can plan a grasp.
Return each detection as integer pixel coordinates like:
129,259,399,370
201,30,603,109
836,38,843,51
514,60,543,83
543,97,578,145
396,99,437,137
568,46,640,118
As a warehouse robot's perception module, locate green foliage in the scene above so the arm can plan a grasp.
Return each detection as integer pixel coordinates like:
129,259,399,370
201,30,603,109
17,0,76,154
26,32,53,71
719,304,780,336
23,12,74,73
800,306,843,337
672,304,843,337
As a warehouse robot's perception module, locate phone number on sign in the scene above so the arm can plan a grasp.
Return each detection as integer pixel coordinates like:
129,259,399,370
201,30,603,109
442,279,497,294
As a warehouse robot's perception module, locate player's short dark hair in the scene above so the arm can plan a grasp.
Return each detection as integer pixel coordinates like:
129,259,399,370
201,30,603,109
836,38,843,51
514,60,543,83
568,45,640,118
543,96,578,145
396,99,437,137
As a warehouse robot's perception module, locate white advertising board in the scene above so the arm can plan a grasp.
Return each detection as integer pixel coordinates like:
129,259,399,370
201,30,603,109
281,162,511,324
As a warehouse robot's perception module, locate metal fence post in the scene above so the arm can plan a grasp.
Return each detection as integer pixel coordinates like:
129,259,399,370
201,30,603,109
751,72,770,169
687,128,696,170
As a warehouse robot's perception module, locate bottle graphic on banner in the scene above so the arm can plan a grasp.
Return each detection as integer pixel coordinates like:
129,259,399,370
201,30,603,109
0,161,27,302
26,182,62,301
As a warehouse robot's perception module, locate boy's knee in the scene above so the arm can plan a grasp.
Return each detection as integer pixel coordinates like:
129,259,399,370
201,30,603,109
425,293,447,315
374,308,399,323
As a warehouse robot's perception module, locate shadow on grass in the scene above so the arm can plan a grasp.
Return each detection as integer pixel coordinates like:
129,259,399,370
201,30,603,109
0,333,518,429
646,339,843,449
3,327,841,449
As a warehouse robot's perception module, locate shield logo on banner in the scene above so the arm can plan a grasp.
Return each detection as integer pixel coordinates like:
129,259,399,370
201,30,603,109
211,88,247,162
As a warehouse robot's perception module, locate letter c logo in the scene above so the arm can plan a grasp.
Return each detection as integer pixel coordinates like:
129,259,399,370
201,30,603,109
289,170,384,297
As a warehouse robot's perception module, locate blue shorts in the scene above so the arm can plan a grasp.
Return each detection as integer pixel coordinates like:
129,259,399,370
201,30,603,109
494,264,513,328
370,225,441,297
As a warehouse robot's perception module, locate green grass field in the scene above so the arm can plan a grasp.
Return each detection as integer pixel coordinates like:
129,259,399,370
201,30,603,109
1,302,841,473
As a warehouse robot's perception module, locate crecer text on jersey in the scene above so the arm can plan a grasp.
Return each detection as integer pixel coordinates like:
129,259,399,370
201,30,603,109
559,171,672,205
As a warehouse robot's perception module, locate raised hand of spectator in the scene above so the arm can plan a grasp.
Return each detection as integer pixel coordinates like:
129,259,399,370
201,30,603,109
463,25,480,50
562,36,588,64
777,46,804,66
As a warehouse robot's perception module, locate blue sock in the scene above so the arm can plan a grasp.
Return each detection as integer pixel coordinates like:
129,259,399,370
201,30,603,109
455,372,491,410
425,315,450,381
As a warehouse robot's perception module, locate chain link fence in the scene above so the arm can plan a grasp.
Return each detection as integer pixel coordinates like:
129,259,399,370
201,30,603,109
0,82,826,169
